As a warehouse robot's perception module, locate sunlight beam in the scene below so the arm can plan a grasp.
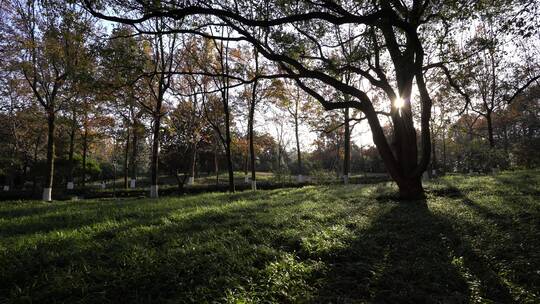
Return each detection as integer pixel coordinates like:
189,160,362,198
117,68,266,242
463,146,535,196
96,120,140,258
394,96,405,116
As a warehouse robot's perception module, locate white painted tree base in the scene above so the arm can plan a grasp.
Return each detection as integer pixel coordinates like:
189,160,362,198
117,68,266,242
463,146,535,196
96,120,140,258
297,175,304,183
67,182,74,190
130,179,136,188
42,188,52,201
150,185,159,198
244,176,249,183
3,185,9,191
251,180,257,190
187,177,194,185
101,182,106,189
343,174,349,184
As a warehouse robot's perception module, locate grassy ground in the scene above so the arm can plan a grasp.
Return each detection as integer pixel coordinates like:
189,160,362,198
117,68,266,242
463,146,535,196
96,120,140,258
0,170,538,303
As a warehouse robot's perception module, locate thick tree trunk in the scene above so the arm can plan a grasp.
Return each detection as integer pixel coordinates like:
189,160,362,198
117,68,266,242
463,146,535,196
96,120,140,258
363,93,426,200
393,98,418,176
343,107,350,184
150,115,161,198
396,177,424,200
43,110,55,201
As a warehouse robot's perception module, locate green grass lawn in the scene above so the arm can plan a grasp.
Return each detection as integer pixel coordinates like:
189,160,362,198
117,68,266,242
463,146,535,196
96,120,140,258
1,170,539,303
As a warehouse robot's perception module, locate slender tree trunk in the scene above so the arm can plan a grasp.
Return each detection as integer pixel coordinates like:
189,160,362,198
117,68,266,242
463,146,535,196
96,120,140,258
468,124,474,172
442,128,447,173
431,128,437,175
343,107,350,184
486,111,495,148
32,135,41,193
67,110,76,190
224,102,235,192
248,124,256,190
82,124,88,189
249,78,258,190
335,141,341,178
190,142,197,184
214,137,219,184
294,102,303,183
22,158,29,188
277,141,282,182
130,120,139,188
243,138,249,182
150,114,161,198
123,127,130,189
502,123,509,155
43,110,55,201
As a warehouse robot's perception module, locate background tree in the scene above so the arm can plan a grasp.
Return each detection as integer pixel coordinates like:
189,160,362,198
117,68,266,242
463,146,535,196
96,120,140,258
7,0,94,200
99,25,148,189
140,18,179,198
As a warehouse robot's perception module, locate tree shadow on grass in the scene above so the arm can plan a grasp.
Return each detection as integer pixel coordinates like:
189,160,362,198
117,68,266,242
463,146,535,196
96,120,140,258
110,188,510,303
311,198,477,303
1,184,534,303
434,180,540,300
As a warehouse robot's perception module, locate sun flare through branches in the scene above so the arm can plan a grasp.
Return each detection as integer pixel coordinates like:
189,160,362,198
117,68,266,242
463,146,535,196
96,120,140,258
394,96,405,116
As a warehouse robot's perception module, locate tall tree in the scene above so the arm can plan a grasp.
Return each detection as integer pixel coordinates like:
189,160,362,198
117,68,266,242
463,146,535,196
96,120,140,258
141,18,179,198
238,47,281,189
201,32,236,192
275,80,315,182
8,0,93,200
100,25,147,189
247,47,260,190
